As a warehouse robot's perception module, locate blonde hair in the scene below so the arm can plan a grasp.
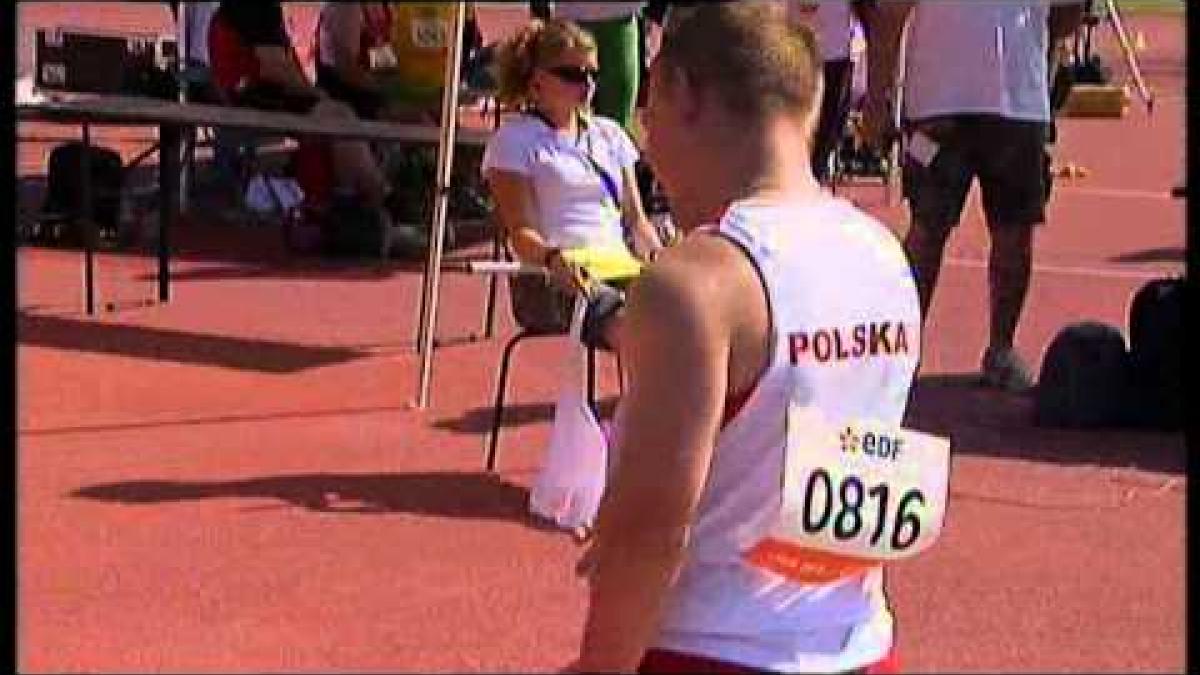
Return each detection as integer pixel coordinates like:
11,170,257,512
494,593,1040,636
656,1,823,127
491,18,598,108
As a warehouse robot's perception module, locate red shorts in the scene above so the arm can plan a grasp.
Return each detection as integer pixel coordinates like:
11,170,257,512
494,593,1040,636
637,646,901,674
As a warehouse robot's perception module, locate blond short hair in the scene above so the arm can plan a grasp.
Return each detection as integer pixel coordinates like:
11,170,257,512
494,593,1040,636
656,1,823,126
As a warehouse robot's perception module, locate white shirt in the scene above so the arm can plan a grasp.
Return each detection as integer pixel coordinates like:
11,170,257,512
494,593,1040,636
553,1,645,23
482,113,639,250
653,197,921,672
903,1,1057,122
784,2,857,62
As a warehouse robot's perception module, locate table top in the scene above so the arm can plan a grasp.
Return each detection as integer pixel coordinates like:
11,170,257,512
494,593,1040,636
17,92,493,146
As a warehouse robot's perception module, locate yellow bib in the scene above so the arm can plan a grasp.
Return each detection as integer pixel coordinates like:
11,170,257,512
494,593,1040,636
386,3,452,102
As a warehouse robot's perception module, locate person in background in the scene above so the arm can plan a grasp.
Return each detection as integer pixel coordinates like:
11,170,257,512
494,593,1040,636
315,2,394,120
381,2,491,232
383,1,457,124
209,1,417,251
788,1,879,183
861,1,1085,392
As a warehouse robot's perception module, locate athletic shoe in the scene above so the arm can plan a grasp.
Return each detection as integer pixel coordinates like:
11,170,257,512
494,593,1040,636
981,346,1035,393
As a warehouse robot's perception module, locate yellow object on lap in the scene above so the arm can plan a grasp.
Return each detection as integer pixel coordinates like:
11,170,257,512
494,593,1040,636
561,246,643,283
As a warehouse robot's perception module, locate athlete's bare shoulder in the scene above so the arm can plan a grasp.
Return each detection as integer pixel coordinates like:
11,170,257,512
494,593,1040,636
621,229,770,402
628,231,758,332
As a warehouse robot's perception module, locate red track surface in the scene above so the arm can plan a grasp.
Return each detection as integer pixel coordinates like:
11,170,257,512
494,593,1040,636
17,5,1186,673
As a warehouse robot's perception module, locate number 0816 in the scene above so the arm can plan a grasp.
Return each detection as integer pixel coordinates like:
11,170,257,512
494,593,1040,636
800,468,924,551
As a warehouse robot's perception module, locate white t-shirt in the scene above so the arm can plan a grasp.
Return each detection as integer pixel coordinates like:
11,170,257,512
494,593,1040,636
654,197,921,672
482,113,639,250
553,1,645,23
904,1,1059,122
790,1,856,62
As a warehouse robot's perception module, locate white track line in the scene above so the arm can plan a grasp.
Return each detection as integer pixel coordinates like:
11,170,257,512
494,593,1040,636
1054,185,1183,200
944,256,1183,280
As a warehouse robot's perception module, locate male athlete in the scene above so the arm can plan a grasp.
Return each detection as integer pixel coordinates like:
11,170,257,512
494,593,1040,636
571,3,924,672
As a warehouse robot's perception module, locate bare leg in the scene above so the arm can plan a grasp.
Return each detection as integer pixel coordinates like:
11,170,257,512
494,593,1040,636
985,224,1034,351
310,100,389,206
902,220,952,320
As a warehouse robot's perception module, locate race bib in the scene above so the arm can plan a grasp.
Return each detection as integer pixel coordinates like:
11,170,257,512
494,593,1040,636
744,406,951,583
410,17,447,50
368,44,398,70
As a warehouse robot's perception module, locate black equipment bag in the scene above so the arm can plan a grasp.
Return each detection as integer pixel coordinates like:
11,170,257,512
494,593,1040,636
1034,321,1133,428
38,141,126,246
1127,277,1184,430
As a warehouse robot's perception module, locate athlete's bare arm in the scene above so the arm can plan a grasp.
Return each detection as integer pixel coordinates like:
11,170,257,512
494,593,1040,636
575,234,769,672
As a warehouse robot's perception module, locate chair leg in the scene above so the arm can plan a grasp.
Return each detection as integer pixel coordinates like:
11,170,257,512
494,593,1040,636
485,330,531,472
483,269,499,340
482,230,502,339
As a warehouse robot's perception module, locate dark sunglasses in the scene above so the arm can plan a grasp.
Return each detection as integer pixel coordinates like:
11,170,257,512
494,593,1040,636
545,65,599,85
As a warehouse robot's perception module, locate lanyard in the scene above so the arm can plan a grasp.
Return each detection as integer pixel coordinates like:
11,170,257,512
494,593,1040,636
527,108,623,210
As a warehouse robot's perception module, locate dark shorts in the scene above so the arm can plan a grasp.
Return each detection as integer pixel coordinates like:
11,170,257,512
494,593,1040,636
637,647,901,674
902,114,1049,233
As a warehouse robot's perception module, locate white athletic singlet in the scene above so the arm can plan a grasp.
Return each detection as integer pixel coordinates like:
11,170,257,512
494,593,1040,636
653,197,922,672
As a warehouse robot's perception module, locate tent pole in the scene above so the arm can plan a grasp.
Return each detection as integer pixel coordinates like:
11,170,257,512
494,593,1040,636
415,1,467,408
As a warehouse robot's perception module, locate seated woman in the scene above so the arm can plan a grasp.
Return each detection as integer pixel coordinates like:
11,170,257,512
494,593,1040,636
482,18,664,533
484,18,662,294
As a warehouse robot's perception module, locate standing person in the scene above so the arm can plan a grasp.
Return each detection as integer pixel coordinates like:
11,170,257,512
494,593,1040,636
571,3,923,672
861,1,1086,392
178,1,221,71
385,2,483,122
787,1,869,183
541,2,647,137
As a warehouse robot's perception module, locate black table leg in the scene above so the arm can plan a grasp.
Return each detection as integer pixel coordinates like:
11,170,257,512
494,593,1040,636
158,123,182,303
81,123,96,316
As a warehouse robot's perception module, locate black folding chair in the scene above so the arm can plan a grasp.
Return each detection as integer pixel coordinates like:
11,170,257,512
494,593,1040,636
484,260,600,473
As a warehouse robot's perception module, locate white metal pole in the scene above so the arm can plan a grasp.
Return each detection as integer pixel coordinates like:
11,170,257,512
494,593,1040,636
177,2,190,213
415,2,467,409
1105,0,1154,112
